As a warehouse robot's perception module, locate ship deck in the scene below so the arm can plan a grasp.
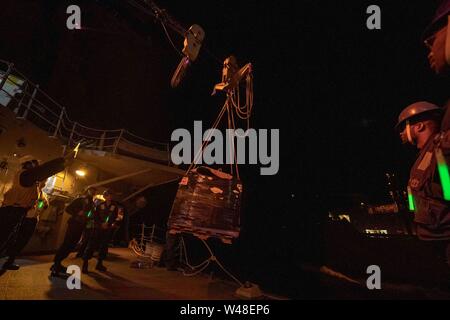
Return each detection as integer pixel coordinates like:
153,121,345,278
0,248,240,300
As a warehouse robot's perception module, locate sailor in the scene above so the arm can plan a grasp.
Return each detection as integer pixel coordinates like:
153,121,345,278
82,189,121,273
422,0,450,133
0,155,70,264
397,101,450,267
422,0,450,76
1,163,48,270
75,194,103,258
50,187,97,277
396,1,450,269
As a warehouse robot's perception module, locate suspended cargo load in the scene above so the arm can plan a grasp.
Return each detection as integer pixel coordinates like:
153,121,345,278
168,166,242,244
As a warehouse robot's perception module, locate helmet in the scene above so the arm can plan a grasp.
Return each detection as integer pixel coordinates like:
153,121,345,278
21,161,33,170
84,186,97,195
31,159,39,167
422,0,450,40
19,155,33,163
396,101,442,129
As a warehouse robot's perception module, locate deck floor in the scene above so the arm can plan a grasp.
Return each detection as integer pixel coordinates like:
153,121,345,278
0,248,239,300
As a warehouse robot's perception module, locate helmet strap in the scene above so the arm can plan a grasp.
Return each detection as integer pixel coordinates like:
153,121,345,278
445,16,450,66
406,120,415,145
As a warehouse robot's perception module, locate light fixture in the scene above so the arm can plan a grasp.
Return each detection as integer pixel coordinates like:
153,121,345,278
94,194,105,202
75,169,86,177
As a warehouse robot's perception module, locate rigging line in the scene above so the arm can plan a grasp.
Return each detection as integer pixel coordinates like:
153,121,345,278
183,261,211,277
180,237,211,270
230,104,239,179
247,74,253,115
186,101,227,174
230,90,248,117
160,21,184,57
126,0,159,21
192,101,227,171
226,100,234,176
229,99,240,180
202,46,225,67
187,111,219,173
200,239,243,287
234,87,251,115
126,0,223,68
237,85,240,111
230,77,254,120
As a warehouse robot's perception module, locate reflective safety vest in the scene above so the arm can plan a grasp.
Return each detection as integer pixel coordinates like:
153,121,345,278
409,132,450,239
2,170,39,209
26,186,47,219
93,201,119,228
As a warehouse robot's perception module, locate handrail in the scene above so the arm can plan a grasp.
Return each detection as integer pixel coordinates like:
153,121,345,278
120,136,168,152
124,129,165,144
28,107,58,127
72,119,124,133
3,75,61,118
0,60,170,164
11,66,70,113
0,88,58,127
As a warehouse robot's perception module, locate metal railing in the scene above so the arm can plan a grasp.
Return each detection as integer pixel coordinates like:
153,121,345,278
0,60,170,164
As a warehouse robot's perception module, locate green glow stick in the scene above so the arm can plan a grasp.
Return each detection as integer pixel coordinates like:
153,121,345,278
37,200,44,209
407,186,415,212
105,216,110,223
435,148,450,201
86,210,92,218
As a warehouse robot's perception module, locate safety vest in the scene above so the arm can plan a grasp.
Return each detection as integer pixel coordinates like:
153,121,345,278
409,132,450,239
2,169,39,209
26,186,47,219
94,201,119,228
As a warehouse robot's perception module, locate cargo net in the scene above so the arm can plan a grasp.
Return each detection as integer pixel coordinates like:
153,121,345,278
168,167,242,244
166,173,244,286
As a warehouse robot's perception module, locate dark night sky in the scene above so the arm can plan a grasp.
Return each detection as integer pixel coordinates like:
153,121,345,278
1,0,449,218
